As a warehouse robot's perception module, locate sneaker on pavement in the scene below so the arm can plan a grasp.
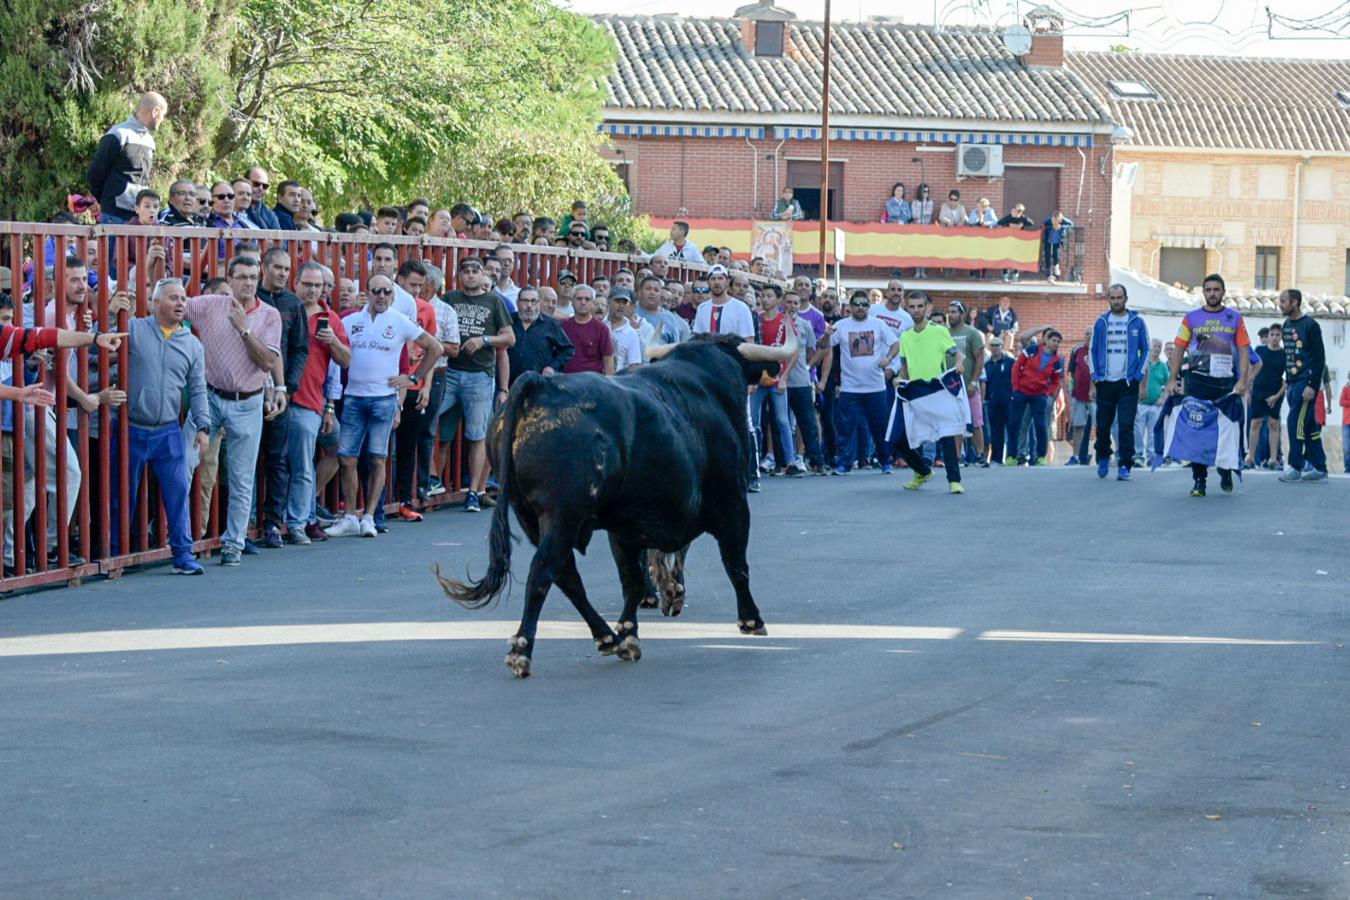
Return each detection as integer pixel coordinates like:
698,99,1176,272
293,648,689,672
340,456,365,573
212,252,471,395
478,492,496,508
903,472,935,491
1003,458,1018,467
1097,459,1110,478
1302,469,1328,483
785,460,807,477
1067,455,1080,466
748,477,762,493
1035,456,1048,466
464,491,481,512
949,482,965,494
359,515,377,537
282,528,311,545
397,503,424,522
1278,467,1303,483
1117,466,1131,481
304,522,329,542
1190,479,1206,498
880,463,894,475
831,465,850,476
325,515,363,537
426,478,447,497
173,559,205,575
1220,469,1234,493
263,526,284,549
220,548,242,566
314,505,339,526
978,460,990,468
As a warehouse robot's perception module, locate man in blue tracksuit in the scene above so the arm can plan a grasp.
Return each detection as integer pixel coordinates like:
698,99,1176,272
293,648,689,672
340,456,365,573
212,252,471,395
1090,283,1150,480
983,337,1014,463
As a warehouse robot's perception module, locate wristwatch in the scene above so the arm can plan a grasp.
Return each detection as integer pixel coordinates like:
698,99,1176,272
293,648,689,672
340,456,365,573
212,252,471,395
239,328,251,339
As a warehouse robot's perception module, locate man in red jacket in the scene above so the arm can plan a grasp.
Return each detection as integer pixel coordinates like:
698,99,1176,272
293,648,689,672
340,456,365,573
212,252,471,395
1006,329,1062,465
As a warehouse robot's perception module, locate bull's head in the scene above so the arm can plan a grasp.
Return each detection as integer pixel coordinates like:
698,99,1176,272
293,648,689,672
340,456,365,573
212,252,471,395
648,326,799,386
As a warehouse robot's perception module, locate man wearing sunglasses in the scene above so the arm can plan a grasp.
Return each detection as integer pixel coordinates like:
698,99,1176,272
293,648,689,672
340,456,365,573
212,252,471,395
244,167,280,231
819,291,899,475
326,274,440,538
565,225,596,250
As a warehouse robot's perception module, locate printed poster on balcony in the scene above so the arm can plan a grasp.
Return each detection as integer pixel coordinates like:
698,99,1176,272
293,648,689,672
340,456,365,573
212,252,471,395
751,221,793,278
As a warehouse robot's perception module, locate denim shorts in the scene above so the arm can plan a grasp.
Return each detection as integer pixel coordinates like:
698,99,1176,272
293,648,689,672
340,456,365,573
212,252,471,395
438,368,495,442
338,394,399,458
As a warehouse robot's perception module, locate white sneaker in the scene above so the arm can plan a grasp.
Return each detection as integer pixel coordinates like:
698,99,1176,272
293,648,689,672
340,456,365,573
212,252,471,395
359,515,377,537
325,515,361,537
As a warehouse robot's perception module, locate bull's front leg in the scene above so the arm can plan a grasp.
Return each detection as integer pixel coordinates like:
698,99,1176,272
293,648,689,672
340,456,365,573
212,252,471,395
714,533,767,636
506,539,568,678
607,535,647,663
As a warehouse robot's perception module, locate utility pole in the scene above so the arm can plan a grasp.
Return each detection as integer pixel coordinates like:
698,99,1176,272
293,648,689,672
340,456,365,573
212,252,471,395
818,0,832,282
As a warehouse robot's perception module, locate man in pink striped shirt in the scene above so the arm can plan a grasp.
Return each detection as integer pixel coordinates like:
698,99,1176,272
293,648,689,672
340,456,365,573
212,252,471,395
187,256,283,567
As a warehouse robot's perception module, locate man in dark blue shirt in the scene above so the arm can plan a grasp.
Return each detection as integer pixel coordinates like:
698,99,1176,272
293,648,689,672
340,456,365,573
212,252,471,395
1278,288,1328,482
507,287,573,386
983,336,1015,463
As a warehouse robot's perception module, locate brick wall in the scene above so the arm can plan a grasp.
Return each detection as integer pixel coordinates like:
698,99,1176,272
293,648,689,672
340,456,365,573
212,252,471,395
1118,149,1350,296
604,134,1114,304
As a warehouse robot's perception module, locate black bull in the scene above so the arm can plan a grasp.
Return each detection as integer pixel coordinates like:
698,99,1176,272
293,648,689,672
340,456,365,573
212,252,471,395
438,330,798,677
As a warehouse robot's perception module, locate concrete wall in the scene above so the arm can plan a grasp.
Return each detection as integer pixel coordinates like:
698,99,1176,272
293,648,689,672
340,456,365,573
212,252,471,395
1117,150,1350,297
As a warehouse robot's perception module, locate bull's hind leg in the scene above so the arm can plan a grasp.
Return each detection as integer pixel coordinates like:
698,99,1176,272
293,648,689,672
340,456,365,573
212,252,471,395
651,546,689,617
607,536,648,662
506,536,570,678
639,550,661,609
711,505,767,636
553,553,623,657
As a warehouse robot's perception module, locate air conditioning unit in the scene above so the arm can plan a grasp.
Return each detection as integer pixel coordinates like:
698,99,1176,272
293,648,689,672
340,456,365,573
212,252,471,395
958,144,1004,177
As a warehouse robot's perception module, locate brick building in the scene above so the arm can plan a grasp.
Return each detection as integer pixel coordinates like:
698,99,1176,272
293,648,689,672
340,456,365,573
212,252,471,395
1069,51,1350,299
595,4,1121,336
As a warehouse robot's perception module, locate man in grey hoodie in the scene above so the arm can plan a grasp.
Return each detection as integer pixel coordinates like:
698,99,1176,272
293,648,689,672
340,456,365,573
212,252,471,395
113,278,209,574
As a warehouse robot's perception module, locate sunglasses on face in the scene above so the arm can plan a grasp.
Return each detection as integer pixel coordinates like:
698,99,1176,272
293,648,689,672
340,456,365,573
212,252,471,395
214,192,234,200
370,287,393,296
569,231,586,237
693,287,710,294
298,280,324,289
252,181,269,191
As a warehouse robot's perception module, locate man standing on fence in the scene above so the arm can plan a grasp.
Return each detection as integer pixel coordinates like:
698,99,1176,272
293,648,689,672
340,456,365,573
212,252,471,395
188,257,284,567
115,278,210,574
87,92,166,224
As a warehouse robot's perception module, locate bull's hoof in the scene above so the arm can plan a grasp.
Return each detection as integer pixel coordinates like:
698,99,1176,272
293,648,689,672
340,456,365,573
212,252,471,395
638,595,660,609
737,618,768,636
596,634,622,656
615,619,637,636
616,635,642,662
660,592,685,617
505,652,532,678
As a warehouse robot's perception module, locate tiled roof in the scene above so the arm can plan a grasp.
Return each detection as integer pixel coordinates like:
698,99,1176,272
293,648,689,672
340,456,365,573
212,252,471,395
1067,51,1350,153
598,15,1111,126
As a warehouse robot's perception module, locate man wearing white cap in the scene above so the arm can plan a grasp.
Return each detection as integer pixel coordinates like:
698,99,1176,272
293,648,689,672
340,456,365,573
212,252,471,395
691,265,754,339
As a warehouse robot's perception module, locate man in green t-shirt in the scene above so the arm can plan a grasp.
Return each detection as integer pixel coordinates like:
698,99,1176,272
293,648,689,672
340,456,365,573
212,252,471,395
948,301,986,466
1133,338,1169,466
892,291,966,492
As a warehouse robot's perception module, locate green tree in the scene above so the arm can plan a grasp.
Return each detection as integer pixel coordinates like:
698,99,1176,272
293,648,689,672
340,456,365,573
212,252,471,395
0,0,236,221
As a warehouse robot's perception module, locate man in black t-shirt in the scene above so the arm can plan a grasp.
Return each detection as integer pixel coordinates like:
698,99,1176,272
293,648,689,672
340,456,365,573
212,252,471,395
1246,326,1285,468
1278,288,1328,482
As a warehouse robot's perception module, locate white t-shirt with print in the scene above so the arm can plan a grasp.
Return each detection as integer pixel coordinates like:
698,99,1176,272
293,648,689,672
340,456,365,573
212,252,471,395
1103,312,1130,381
869,303,915,339
829,316,897,394
344,307,424,397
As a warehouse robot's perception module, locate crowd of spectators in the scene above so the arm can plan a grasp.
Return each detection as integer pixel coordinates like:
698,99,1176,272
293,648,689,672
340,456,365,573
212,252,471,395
0,92,1339,581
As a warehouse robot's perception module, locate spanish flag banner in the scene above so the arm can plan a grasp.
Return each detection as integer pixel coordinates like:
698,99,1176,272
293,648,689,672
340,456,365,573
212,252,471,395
651,219,1041,271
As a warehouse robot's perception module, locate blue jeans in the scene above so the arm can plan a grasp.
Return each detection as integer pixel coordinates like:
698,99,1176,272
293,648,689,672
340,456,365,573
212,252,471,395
207,392,265,552
285,406,321,531
1007,392,1048,461
1286,382,1326,473
751,387,799,466
786,386,824,467
438,369,494,442
338,394,398,459
1343,425,1350,473
111,422,194,565
834,390,889,469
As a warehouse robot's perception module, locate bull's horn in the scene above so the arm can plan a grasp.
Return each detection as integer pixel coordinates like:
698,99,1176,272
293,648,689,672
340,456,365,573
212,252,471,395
647,343,679,360
736,322,799,362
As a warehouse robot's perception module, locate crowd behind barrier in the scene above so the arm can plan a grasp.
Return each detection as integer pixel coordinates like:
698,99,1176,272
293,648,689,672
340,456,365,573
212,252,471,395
0,221,763,591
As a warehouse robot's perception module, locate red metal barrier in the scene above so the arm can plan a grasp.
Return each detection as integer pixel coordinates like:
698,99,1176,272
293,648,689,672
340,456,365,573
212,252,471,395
0,222,752,592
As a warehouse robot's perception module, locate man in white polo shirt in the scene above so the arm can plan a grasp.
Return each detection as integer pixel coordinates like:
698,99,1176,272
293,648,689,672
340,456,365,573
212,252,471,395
326,273,441,538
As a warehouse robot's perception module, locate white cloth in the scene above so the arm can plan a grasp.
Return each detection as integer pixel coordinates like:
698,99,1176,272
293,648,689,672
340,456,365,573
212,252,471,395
868,303,915,339
829,317,897,394
609,320,644,371
430,298,461,370
1104,312,1130,381
343,307,423,397
692,297,755,339
654,240,704,263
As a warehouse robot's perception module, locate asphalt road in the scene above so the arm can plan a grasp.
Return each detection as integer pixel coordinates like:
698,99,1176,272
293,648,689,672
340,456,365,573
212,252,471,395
1,465,1346,899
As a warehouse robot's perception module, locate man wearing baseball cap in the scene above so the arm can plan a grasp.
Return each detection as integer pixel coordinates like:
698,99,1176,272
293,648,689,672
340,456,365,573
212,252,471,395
555,269,577,318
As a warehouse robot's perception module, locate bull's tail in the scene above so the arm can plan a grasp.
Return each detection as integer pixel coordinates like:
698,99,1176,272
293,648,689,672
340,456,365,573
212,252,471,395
435,376,536,609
